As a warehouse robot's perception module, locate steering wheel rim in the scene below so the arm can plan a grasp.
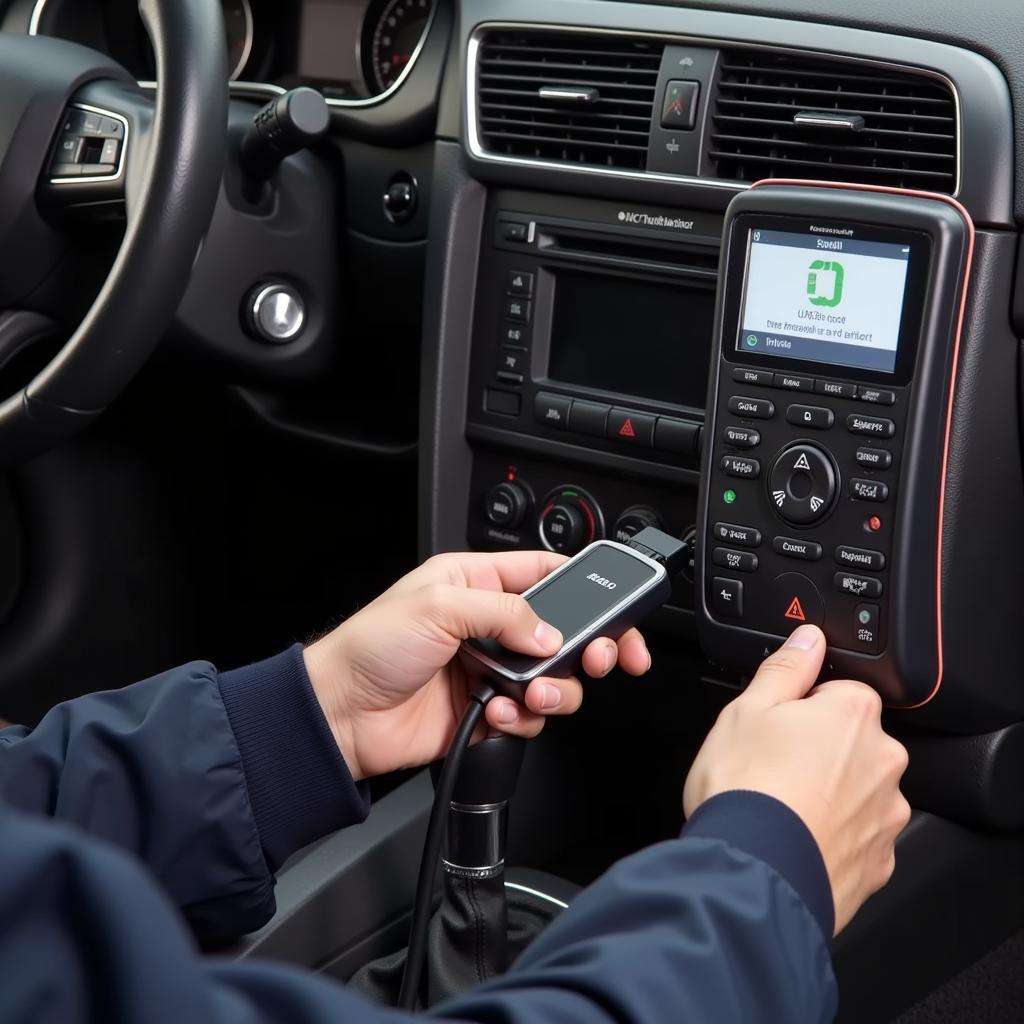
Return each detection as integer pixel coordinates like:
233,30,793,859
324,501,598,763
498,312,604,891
0,0,228,463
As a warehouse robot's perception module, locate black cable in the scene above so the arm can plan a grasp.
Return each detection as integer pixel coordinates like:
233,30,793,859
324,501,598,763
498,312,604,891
397,680,497,1010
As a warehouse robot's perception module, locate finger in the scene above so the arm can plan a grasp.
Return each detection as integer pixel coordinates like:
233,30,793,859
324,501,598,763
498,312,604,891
523,676,584,715
616,629,651,676
581,638,619,678
484,697,546,739
741,624,826,709
420,583,563,655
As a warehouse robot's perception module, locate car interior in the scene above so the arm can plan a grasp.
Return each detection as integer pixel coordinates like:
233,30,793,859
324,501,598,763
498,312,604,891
1,0,1023,1019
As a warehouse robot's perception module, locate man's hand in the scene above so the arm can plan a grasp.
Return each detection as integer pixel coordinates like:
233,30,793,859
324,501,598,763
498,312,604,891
683,623,911,935
303,551,651,781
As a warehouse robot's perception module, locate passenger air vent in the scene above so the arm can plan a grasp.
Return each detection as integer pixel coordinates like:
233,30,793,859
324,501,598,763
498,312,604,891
475,29,663,171
708,50,958,193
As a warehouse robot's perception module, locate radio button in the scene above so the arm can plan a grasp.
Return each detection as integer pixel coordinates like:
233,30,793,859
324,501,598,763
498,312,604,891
713,547,758,573
569,400,610,438
836,546,886,571
858,386,896,406
711,577,743,618
771,572,825,628
732,368,773,387
721,455,760,479
655,417,700,455
847,414,895,438
713,522,761,548
535,392,571,430
507,270,534,296
728,395,774,419
776,374,814,393
855,447,892,469
504,297,531,323
834,572,884,599
850,478,889,502
608,408,655,446
502,323,528,346
723,425,760,449
497,346,527,376
815,379,856,399
773,536,822,561
786,404,834,430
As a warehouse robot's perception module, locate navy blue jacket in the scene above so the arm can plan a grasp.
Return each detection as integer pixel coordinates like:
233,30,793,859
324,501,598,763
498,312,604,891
0,646,838,1022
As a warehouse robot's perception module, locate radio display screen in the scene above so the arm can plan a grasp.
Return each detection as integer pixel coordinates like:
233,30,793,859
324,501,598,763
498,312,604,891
547,271,713,409
737,228,912,374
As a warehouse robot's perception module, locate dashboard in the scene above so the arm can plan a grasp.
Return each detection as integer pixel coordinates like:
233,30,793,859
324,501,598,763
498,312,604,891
28,0,436,101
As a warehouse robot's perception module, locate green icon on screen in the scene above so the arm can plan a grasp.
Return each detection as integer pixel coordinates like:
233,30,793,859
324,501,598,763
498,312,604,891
745,334,758,347
806,259,845,308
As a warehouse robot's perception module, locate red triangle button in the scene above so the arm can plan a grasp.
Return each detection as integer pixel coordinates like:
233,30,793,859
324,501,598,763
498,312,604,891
784,597,806,622
618,417,636,439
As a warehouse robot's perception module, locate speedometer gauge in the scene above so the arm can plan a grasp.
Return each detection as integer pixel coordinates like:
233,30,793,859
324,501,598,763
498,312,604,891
368,0,433,95
221,0,254,81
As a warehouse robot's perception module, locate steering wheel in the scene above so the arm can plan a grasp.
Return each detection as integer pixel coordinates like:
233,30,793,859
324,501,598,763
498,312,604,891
0,0,228,464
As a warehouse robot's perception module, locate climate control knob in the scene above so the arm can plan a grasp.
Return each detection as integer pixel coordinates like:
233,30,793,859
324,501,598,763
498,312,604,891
538,486,603,555
484,482,529,529
613,506,662,544
767,443,838,526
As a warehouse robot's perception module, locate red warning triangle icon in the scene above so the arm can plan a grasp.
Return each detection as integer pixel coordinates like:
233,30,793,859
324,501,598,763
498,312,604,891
618,417,636,439
784,597,806,622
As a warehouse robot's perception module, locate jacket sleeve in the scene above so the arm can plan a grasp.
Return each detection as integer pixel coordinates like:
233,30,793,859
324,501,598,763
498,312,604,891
0,787,837,1024
0,645,369,944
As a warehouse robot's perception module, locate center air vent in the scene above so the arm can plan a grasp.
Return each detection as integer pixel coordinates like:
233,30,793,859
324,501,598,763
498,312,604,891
708,50,958,193
475,29,663,171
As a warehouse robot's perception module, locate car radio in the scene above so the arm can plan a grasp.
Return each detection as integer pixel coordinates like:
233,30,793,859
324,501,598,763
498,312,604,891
696,182,973,708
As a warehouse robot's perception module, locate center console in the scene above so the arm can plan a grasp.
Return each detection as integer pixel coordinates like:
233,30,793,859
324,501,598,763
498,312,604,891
696,183,972,707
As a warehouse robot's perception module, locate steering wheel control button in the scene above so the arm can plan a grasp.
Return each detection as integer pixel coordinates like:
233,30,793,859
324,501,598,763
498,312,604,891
855,447,893,469
723,426,760,448
248,284,306,343
850,478,889,502
711,577,744,618
485,484,528,529
732,368,773,387
728,395,774,419
721,455,760,479
712,547,758,573
507,271,534,296
836,546,886,571
857,386,896,406
713,523,761,548
768,444,837,526
535,392,571,430
50,105,129,185
847,414,896,438
771,572,825,629
776,374,815,393
569,400,610,438
834,572,884,599
608,409,655,447
773,537,822,561
614,506,662,544
815,379,857,399
854,604,882,652
786,404,834,430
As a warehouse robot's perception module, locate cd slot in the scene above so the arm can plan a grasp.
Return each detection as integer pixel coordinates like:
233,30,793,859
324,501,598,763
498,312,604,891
535,224,719,280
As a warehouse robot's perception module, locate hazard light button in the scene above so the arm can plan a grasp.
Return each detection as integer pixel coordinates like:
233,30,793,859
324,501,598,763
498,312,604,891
770,571,825,631
607,408,655,447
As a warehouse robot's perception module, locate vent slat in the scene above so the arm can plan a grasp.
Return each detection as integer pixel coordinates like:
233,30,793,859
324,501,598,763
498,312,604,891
476,29,661,171
709,49,957,192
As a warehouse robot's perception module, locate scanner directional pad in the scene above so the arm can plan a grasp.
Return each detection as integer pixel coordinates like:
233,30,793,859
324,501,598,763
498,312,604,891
768,443,837,526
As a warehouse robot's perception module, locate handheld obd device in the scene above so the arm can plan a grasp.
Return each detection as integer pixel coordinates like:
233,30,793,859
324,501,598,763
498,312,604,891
697,181,973,708
398,526,684,1008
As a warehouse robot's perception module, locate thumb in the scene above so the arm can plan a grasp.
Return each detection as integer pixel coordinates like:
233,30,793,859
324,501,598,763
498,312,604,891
741,624,826,708
420,584,563,657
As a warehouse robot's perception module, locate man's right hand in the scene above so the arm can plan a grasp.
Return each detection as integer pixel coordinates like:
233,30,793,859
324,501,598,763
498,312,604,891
682,623,911,935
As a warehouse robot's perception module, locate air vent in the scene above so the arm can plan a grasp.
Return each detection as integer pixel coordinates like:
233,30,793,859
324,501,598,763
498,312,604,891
475,29,663,171
709,50,958,193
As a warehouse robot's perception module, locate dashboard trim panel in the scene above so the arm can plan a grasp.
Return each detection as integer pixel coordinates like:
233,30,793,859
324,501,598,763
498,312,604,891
464,21,963,199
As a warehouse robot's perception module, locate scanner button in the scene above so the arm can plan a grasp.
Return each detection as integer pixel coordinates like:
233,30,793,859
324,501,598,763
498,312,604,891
721,455,760,479
713,522,761,548
786,404,834,430
728,395,774,419
835,546,886,571
713,547,758,573
711,577,743,618
834,572,884,599
723,425,760,449
854,603,882,652
732,368,773,387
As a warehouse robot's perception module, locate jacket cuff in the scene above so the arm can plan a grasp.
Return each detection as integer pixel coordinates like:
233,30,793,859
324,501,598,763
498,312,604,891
218,644,370,872
682,790,834,941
